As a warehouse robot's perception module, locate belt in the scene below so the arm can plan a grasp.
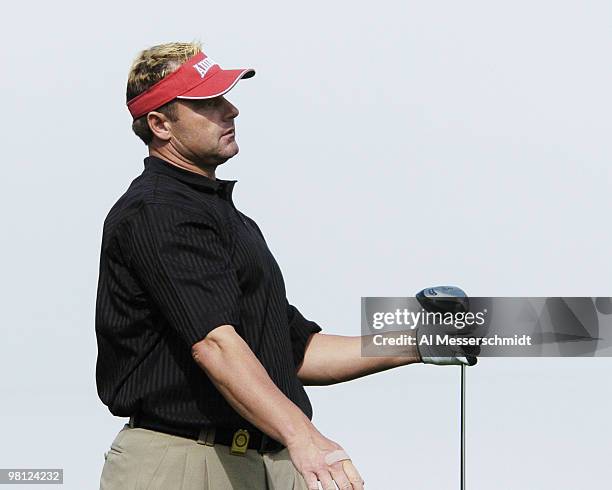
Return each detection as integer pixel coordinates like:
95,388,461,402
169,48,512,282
128,414,284,454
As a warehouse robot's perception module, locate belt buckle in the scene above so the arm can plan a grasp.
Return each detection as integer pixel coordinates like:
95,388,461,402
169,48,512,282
230,429,250,456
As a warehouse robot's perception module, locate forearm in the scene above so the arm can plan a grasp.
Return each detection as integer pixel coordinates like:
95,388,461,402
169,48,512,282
193,326,314,446
297,332,421,386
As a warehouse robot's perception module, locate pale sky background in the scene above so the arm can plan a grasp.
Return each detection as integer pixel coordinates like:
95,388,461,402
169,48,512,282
1,0,611,488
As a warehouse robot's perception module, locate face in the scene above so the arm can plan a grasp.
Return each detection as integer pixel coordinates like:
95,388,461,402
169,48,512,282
166,96,240,166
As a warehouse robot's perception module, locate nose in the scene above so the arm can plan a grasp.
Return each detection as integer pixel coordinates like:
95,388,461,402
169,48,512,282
223,98,239,119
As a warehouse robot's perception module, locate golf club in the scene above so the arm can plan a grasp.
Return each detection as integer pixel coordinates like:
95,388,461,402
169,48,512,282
416,286,470,490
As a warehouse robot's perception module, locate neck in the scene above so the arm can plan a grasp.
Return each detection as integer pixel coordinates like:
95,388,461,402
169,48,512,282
149,146,217,180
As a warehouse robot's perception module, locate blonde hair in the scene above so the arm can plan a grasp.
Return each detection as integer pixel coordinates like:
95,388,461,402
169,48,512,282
126,41,203,144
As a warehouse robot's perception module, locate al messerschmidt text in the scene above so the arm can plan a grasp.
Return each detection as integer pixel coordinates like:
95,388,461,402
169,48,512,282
373,334,532,347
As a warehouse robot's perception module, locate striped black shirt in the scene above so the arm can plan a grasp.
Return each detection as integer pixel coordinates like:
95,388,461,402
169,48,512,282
95,156,322,431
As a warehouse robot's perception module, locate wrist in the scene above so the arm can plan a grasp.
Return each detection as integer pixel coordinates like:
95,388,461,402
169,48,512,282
415,345,423,363
404,330,422,364
279,414,315,448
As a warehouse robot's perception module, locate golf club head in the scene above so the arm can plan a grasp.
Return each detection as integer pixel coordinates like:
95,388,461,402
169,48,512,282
416,286,470,314
416,285,477,366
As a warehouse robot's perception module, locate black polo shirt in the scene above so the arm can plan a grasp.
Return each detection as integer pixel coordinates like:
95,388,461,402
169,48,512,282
95,156,322,431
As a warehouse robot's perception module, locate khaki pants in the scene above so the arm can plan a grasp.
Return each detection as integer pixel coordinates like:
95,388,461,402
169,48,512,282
99,424,309,490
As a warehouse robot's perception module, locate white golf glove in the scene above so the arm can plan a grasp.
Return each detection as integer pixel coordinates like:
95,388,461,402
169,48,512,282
415,324,480,366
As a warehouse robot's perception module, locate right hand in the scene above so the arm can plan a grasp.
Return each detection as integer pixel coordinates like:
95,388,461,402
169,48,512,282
286,428,364,490
416,323,480,366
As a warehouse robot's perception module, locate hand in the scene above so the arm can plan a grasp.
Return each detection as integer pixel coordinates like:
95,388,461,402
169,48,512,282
286,428,364,490
415,322,480,366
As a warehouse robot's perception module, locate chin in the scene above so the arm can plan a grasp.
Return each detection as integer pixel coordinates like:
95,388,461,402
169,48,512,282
214,146,239,165
224,143,240,158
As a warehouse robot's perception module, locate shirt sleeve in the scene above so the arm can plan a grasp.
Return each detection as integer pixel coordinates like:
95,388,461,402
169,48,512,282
126,203,241,348
286,300,322,368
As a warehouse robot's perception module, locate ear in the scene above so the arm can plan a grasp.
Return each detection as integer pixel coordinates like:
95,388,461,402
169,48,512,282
147,111,172,142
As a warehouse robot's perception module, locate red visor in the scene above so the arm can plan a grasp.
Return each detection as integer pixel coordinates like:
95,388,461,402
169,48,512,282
127,51,255,120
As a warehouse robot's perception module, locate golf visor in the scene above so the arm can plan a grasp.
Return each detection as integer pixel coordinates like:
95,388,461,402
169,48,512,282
127,51,255,120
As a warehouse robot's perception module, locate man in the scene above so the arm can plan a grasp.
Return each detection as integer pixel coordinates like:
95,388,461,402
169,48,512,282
96,41,475,490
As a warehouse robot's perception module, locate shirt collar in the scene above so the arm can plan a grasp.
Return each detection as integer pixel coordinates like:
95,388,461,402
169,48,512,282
144,156,237,201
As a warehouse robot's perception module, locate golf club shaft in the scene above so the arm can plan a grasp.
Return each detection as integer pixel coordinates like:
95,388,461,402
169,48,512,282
461,364,466,490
